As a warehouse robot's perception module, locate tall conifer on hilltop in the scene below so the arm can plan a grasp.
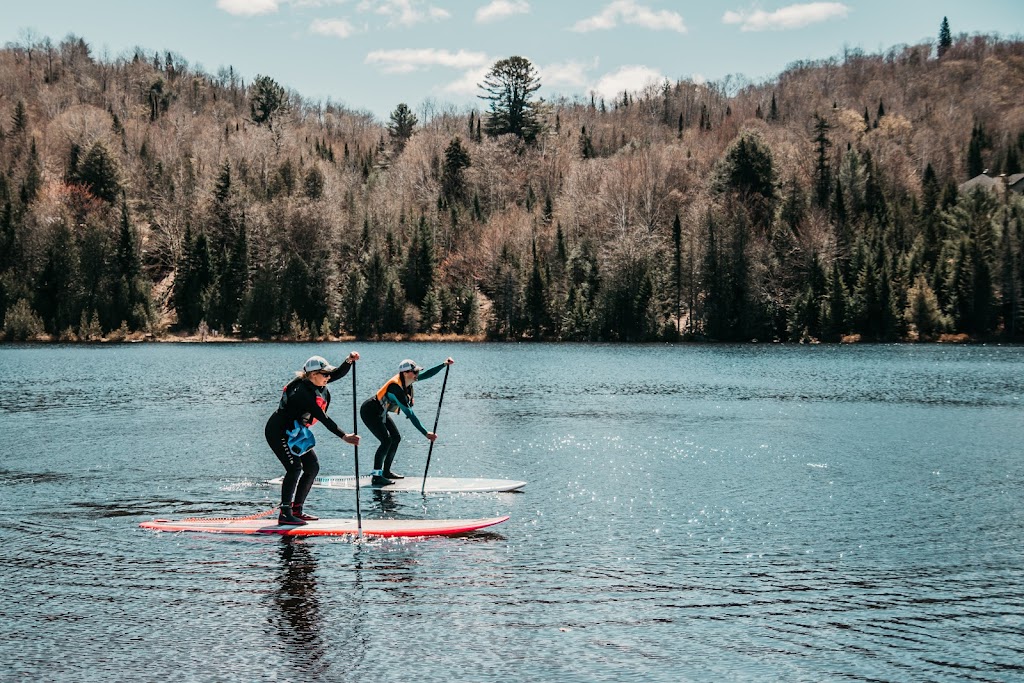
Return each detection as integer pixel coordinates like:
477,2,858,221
479,56,542,143
938,17,953,58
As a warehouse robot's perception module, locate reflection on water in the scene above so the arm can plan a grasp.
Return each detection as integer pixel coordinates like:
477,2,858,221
0,342,1021,681
272,539,326,675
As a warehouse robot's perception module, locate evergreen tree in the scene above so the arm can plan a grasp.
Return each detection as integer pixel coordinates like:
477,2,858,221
402,216,436,307
35,224,81,334
672,213,682,336
215,221,249,333
111,199,150,330
420,286,442,331
579,126,594,159
441,137,471,205
967,122,987,178
822,261,849,341
938,17,953,58
303,166,325,200
812,113,832,208
781,176,807,234
240,259,281,337
769,92,779,121
174,227,215,330
76,141,121,203
905,273,948,340
249,74,288,130
525,239,549,338
715,131,777,231
699,104,711,131
387,103,418,152
542,193,554,224
22,139,42,204
77,222,110,331
478,56,543,143
488,246,525,338
11,100,28,134
1000,212,1022,338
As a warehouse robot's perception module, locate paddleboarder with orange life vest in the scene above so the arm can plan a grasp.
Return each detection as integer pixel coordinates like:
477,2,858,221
266,354,361,525
360,357,454,486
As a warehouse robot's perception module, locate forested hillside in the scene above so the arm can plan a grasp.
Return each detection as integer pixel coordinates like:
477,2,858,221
1,28,1022,342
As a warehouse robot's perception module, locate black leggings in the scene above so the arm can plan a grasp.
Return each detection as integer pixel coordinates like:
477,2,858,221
265,420,320,507
360,398,402,472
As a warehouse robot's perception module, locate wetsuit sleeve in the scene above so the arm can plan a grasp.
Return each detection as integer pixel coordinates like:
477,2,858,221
296,386,348,439
325,360,353,383
312,407,348,439
385,390,429,436
416,362,446,381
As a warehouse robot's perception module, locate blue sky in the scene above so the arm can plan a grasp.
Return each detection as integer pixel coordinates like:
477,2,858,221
3,1,1022,122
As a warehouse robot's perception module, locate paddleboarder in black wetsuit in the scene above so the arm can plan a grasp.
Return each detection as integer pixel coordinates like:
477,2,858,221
360,357,454,486
266,354,361,525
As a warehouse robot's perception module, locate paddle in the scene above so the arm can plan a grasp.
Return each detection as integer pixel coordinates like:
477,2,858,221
421,363,450,494
351,359,362,538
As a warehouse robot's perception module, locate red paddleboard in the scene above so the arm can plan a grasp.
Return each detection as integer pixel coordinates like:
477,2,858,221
140,515,509,537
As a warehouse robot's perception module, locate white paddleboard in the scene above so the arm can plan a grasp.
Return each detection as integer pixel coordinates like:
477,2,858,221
267,475,526,493
141,515,509,537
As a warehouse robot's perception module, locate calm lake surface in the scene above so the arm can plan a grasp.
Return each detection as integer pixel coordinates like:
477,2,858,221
1,342,1022,682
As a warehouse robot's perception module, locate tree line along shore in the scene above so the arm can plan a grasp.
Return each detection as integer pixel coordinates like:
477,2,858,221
1,20,1022,344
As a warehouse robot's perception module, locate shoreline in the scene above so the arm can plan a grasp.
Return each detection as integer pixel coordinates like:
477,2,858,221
0,332,986,345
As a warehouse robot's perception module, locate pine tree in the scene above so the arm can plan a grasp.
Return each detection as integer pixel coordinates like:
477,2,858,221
35,224,81,334
76,141,121,203
112,199,150,330
579,126,594,159
812,113,832,208
402,216,435,307
240,259,281,337
938,17,953,58
441,137,471,205
174,227,215,330
905,274,948,340
822,261,848,341
249,74,288,130
667,214,681,337
967,122,986,178
11,100,28,134
478,56,542,143
525,239,548,339
387,103,418,152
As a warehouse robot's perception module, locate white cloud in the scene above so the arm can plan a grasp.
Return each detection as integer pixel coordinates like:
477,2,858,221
572,0,686,34
357,0,451,27
217,0,281,16
217,0,350,16
538,59,597,89
591,65,666,101
310,18,357,37
723,2,849,31
366,48,489,74
441,65,493,96
475,0,530,23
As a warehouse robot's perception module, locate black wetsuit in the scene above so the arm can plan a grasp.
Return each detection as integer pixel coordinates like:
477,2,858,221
265,363,351,507
359,363,443,474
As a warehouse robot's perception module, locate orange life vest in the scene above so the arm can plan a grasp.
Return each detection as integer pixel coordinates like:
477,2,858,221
375,374,413,414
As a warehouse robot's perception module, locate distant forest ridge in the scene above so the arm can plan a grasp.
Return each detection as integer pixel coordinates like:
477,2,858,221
0,23,1022,343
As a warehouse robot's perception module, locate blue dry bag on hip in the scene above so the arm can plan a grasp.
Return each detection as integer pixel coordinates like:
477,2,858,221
286,420,316,456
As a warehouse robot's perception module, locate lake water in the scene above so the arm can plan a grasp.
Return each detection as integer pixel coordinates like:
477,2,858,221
1,342,1022,682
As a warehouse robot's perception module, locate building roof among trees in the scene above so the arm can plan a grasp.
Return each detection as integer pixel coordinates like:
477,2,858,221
959,172,1024,195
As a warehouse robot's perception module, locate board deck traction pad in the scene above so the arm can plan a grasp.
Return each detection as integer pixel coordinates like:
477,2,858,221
140,515,510,537
267,475,527,493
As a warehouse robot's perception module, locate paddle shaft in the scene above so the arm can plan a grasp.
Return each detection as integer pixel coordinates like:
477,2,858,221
351,361,362,538
421,364,450,493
